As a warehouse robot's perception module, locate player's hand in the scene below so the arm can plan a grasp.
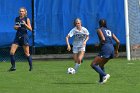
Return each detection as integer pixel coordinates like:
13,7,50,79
67,45,71,51
22,20,27,26
94,42,100,47
114,50,119,57
14,25,20,30
22,20,26,24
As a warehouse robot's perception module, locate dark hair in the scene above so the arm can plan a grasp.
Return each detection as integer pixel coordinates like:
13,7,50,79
99,19,107,28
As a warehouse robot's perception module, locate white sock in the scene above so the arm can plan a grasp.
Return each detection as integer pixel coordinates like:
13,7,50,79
74,63,81,72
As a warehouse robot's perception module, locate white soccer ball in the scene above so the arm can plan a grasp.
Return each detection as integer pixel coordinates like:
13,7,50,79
67,67,75,74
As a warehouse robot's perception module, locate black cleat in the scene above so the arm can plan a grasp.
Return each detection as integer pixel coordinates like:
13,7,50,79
29,67,32,71
81,59,84,63
8,67,16,71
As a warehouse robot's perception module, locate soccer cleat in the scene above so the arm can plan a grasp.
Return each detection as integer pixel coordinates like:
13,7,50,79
8,67,16,71
81,59,83,63
29,67,32,71
98,81,104,84
102,74,110,84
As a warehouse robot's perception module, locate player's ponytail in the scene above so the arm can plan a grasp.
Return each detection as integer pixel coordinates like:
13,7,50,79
99,19,107,28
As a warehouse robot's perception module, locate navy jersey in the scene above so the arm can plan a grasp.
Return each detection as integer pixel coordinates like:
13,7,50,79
98,27,114,59
15,16,28,37
99,27,113,45
13,16,29,46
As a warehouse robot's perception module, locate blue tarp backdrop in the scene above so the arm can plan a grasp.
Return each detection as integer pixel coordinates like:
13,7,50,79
0,0,125,47
34,0,125,46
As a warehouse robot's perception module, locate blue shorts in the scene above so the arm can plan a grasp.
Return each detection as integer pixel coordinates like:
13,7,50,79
13,35,29,46
98,44,114,59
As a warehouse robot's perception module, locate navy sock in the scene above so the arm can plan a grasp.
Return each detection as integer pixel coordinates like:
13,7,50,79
81,58,84,63
91,64,106,77
27,56,32,68
10,55,15,68
99,67,105,82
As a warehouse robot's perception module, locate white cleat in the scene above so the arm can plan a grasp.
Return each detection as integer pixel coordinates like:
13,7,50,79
102,74,110,84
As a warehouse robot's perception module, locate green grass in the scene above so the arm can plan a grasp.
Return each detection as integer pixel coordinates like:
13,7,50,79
0,58,140,93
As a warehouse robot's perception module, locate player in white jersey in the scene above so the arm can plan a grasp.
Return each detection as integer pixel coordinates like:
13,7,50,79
66,18,89,73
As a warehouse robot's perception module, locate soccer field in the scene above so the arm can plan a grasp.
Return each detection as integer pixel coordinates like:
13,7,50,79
0,58,140,93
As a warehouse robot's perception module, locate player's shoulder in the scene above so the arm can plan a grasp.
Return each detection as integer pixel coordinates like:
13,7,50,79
97,28,101,31
16,16,20,18
15,16,20,22
68,27,76,35
24,17,30,23
70,27,76,31
98,27,108,31
82,27,89,35
96,28,102,32
24,16,30,20
15,16,19,20
25,17,30,20
82,27,88,30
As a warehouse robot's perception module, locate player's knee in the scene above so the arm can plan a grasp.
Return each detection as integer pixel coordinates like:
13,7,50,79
90,62,96,68
78,58,82,64
10,50,15,55
10,52,14,55
91,64,97,69
99,64,104,68
25,52,30,57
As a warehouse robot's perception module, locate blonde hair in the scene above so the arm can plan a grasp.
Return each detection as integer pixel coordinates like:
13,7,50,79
74,18,82,26
19,7,27,16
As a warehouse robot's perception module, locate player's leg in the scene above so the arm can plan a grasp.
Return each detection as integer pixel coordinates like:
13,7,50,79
99,66,105,82
73,53,80,72
73,47,79,72
9,44,18,71
73,53,78,63
74,51,85,72
80,47,85,63
23,45,32,71
98,58,109,82
91,56,110,83
98,47,114,83
78,51,85,64
74,47,85,72
91,56,108,80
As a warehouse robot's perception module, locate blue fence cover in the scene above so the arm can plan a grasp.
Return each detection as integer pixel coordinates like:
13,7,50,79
34,0,125,46
0,0,125,47
0,0,32,47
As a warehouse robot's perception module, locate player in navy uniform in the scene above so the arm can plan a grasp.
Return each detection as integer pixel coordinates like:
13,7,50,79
91,19,120,84
9,7,32,71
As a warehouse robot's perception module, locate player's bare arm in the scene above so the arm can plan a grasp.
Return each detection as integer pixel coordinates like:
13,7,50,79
112,34,120,57
22,18,32,31
97,29,105,43
83,35,89,46
66,35,71,51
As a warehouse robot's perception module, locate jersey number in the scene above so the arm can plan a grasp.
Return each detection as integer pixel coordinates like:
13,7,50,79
105,30,112,36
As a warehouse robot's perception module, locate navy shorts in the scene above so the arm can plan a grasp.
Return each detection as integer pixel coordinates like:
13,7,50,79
13,35,29,46
98,44,114,59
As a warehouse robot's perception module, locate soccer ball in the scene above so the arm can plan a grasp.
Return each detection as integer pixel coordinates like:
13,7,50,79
67,67,75,74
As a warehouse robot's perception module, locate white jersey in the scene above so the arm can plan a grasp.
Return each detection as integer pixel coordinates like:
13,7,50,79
68,27,89,47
